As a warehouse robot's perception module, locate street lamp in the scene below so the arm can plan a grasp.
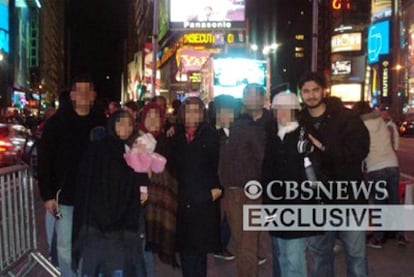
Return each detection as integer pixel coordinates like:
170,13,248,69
0,53,3,62
262,43,279,55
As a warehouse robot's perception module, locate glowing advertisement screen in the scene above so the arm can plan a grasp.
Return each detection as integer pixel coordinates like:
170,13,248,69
170,0,245,30
213,57,266,98
332,60,351,76
330,83,362,102
331,33,362,53
371,0,392,21
0,0,9,53
367,20,390,64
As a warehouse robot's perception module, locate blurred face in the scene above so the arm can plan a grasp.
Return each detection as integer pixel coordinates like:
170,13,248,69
300,81,325,109
185,103,203,127
216,108,234,129
243,88,264,110
156,98,167,114
273,108,296,126
70,82,96,111
115,114,134,140
109,102,119,114
144,109,161,132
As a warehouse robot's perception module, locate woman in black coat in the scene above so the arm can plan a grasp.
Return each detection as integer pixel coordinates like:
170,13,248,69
72,110,148,276
173,97,222,277
262,92,319,277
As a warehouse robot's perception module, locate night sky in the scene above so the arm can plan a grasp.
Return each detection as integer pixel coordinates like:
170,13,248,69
68,0,128,101
66,0,287,101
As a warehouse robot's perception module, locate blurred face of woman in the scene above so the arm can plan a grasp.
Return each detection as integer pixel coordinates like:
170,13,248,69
273,108,296,126
144,109,161,132
185,103,203,127
115,114,134,140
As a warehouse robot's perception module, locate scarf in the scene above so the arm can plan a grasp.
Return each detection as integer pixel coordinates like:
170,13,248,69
277,121,299,140
185,126,197,142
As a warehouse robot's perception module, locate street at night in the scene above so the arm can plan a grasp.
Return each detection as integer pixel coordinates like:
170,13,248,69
2,0,414,276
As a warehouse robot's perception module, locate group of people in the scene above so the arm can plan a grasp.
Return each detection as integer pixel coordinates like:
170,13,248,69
36,71,403,277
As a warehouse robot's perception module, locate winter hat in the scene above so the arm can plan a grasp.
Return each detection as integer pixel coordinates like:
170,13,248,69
271,91,301,110
136,133,157,153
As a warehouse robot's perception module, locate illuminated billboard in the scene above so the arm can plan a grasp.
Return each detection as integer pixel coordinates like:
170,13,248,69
330,83,362,102
331,55,365,82
331,32,362,53
213,57,266,98
332,60,351,76
371,0,392,21
183,31,246,45
170,0,246,30
0,0,9,53
367,20,390,64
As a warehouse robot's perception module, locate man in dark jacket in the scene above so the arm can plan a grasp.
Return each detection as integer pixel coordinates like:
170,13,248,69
38,75,98,277
218,84,266,277
299,72,370,277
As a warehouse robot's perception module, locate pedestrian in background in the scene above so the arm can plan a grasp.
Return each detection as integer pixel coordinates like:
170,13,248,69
380,109,399,151
353,101,407,248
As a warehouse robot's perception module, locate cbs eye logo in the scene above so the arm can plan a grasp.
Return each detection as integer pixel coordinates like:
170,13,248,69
244,180,263,200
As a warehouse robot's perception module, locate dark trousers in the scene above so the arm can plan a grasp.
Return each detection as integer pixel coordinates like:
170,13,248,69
179,251,207,277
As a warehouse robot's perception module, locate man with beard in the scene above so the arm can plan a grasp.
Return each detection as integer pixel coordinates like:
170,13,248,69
298,72,370,277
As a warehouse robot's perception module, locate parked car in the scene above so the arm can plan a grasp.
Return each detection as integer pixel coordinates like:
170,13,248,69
399,113,414,136
0,124,30,167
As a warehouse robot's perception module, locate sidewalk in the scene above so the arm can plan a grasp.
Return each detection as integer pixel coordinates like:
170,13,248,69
151,233,414,277
33,187,414,277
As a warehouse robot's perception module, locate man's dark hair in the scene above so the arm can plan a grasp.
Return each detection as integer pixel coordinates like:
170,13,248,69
352,101,372,116
243,83,266,98
214,94,236,112
71,74,95,90
298,72,327,90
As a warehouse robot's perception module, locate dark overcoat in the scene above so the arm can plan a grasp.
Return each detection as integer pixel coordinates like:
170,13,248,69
173,123,221,253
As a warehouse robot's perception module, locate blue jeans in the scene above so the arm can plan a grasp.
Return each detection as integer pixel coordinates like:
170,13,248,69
56,204,76,277
271,236,307,277
367,167,401,240
136,210,155,277
308,231,367,277
45,212,58,266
